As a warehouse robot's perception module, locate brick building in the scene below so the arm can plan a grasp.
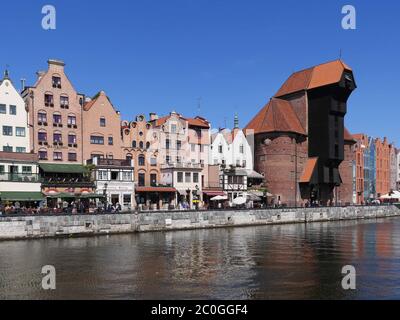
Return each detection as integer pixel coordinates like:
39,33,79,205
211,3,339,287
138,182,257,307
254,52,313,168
375,137,391,197
23,60,85,164
82,91,123,161
246,60,356,206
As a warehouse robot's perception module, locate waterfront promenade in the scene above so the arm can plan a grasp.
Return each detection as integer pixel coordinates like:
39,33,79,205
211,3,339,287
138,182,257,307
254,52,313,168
0,205,399,241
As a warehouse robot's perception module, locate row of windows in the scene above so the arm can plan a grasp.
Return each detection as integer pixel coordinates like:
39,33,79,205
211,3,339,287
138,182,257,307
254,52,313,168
216,144,244,154
97,170,133,181
136,155,157,166
132,141,151,149
0,104,17,115
0,165,32,174
38,150,77,161
44,93,69,108
138,172,158,187
2,126,26,137
37,112,77,125
38,132,77,144
90,135,114,145
177,172,199,183
2,146,26,153
213,159,247,167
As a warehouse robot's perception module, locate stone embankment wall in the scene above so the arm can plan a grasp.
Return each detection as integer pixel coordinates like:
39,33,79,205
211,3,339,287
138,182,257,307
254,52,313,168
0,205,399,240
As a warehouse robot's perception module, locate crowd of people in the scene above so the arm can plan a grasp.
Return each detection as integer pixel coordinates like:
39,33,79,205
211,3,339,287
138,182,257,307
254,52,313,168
0,200,124,215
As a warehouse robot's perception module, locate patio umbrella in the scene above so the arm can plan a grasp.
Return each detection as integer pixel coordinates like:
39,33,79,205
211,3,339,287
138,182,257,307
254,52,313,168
232,196,247,205
210,195,227,201
247,193,262,201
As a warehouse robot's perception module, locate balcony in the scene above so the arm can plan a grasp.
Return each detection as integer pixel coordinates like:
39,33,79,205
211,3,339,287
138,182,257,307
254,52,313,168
161,162,203,170
0,173,40,183
87,158,133,167
42,176,94,188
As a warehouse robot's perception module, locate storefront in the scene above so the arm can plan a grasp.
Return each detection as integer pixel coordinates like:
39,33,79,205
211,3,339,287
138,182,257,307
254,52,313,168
135,186,177,210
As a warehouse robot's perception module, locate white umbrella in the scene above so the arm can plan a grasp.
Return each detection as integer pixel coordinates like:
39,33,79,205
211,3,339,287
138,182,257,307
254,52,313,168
210,195,227,201
232,196,247,205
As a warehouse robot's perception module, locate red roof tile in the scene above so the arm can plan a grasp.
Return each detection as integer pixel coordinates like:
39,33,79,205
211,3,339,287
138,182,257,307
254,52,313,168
300,157,318,183
245,98,306,135
275,60,352,97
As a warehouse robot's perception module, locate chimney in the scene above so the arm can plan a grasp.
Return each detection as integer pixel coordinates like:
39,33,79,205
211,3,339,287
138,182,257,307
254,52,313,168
150,112,158,121
21,78,26,91
47,59,65,72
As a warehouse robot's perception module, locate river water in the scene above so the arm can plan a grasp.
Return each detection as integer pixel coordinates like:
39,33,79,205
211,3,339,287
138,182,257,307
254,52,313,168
1,217,400,300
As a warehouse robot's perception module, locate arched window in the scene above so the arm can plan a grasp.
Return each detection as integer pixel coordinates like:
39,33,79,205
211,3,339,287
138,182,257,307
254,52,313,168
132,140,137,148
146,142,150,149
126,153,133,161
139,141,144,149
53,112,62,124
138,155,145,166
38,111,47,124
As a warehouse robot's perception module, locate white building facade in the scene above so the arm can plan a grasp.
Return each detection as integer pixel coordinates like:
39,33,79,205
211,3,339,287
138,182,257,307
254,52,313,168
0,71,30,153
209,119,253,170
89,157,135,211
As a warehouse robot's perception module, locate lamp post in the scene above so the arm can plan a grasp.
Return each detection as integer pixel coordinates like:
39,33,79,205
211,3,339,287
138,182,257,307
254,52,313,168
194,184,199,210
103,182,108,212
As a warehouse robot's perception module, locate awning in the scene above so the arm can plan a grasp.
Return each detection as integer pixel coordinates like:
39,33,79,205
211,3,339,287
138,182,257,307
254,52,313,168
45,192,76,199
248,190,273,197
245,170,264,179
0,192,44,201
300,157,318,183
203,190,225,196
39,163,87,174
135,186,177,193
79,193,106,199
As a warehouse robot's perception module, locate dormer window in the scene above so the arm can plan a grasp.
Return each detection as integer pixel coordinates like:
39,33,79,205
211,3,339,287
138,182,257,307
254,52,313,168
52,76,61,89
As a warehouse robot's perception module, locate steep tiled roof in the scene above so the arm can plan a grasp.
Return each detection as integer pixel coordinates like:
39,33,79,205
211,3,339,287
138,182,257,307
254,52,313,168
300,157,318,183
153,114,210,129
245,98,306,135
275,60,352,97
83,91,116,112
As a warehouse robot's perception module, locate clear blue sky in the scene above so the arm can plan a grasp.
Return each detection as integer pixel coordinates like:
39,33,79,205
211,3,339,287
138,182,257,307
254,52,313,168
1,1,399,143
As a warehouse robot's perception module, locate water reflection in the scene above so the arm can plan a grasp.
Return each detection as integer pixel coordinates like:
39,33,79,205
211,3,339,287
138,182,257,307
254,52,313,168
1,218,400,299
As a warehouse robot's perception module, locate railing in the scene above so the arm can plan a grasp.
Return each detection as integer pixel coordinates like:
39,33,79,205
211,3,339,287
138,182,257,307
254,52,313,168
0,173,41,183
161,162,203,169
87,158,132,167
1,203,397,217
42,177,94,187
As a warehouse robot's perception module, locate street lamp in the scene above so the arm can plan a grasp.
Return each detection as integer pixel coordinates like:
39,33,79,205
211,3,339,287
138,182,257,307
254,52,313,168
103,182,108,212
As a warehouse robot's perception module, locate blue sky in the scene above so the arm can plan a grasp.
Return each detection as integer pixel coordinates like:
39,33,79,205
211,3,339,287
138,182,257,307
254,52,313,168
1,1,399,143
